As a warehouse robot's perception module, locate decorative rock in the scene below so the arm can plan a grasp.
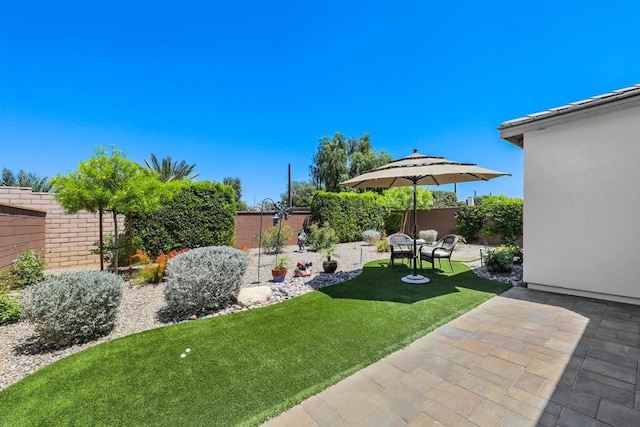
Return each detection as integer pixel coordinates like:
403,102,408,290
237,286,273,307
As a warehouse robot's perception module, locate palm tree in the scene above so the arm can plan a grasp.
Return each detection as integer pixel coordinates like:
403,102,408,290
143,154,199,182
1,167,52,191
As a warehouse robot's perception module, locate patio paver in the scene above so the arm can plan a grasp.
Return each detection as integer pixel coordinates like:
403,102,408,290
262,287,640,426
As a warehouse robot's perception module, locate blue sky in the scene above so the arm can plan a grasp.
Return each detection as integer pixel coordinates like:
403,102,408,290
2,1,639,206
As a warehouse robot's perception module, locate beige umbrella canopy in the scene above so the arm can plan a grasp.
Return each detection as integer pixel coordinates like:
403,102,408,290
341,149,510,284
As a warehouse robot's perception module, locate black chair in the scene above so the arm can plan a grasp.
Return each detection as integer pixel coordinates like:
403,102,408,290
388,233,413,267
419,234,459,272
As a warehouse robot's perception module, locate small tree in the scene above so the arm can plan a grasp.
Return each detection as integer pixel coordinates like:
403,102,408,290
51,146,172,271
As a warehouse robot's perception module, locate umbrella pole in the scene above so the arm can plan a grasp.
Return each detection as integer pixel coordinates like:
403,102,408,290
412,182,418,277
401,181,429,284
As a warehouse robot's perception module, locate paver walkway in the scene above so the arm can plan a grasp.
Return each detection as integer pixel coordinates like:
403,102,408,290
263,287,640,426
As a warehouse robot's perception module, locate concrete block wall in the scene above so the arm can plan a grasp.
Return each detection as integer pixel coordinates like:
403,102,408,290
235,212,309,249
0,203,46,269
0,187,123,269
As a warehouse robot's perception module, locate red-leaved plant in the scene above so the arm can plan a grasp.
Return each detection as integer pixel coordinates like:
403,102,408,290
132,248,188,284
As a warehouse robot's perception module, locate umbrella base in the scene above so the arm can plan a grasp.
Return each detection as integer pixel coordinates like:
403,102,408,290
401,274,430,285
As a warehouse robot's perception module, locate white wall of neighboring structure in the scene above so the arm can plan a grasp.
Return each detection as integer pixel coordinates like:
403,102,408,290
524,106,640,304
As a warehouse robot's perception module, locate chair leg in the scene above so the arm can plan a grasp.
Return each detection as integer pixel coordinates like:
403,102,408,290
448,258,454,272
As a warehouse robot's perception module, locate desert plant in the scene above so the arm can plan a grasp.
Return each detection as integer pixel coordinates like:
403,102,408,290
21,271,123,345
254,224,293,254
133,248,188,284
274,256,291,270
362,229,381,245
164,246,248,316
418,229,438,243
0,290,21,324
9,249,46,289
308,222,339,253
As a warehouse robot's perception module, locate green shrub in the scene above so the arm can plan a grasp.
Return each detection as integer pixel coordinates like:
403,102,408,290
455,205,489,242
432,190,458,208
382,211,402,234
254,224,293,254
483,246,521,273
164,246,248,316
310,191,383,242
9,249,46,289
308,222,339,253
131,181,236,258
21,271,123,345
489,199,523,244
0,290,21,325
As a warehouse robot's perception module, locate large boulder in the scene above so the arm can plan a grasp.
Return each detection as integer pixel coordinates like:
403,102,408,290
236,286,272,307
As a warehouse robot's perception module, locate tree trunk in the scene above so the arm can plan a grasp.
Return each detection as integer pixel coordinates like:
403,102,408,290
99,208,104,271
113,210,119,272
128,213,133,279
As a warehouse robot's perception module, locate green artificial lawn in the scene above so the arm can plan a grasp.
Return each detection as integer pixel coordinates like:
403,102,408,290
0,260,509,427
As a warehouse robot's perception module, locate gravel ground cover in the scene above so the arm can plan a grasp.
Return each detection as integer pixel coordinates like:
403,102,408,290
0,242,517,391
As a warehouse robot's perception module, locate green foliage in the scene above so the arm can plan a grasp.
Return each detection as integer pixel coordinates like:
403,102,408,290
454,197,523,243
489,199,523,244
377,187,433,211
0,290,21,324
309,191,384,242
8,249,46,289
431,190,458,208
144,153,199,182
223,177,249,211
51,145,172,269
21,271,123,345
131,181,236,258
484,247,515,273
280,180,317,207
254,224,293,254
310,132,391,192
308,222,339,253
455,205,489,242
164,246,248,316
383,211,402,234
274,256,291,270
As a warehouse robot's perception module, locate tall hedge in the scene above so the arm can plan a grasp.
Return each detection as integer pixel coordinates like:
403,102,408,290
455,198,523,243
131,181,236,257
309,191,383,242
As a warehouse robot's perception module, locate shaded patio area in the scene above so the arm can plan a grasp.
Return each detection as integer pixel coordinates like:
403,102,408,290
263,287,640,426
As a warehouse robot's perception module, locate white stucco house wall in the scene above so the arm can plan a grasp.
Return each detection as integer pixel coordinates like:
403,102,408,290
499,85,640,305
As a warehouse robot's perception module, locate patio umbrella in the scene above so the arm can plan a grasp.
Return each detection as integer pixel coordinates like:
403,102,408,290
340,149,510,284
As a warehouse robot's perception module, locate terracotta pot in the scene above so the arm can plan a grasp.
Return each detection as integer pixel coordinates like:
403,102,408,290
271,268,287,282
322,261,338,274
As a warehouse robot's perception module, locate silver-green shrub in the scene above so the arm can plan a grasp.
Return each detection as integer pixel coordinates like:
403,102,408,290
21,271,123,345
418,229,438,243
362,229,381,245
164,246,248,316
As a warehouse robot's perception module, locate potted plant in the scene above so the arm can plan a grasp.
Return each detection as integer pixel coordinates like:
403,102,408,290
309,222,340,273
321,247,338,273
271,256,290,282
